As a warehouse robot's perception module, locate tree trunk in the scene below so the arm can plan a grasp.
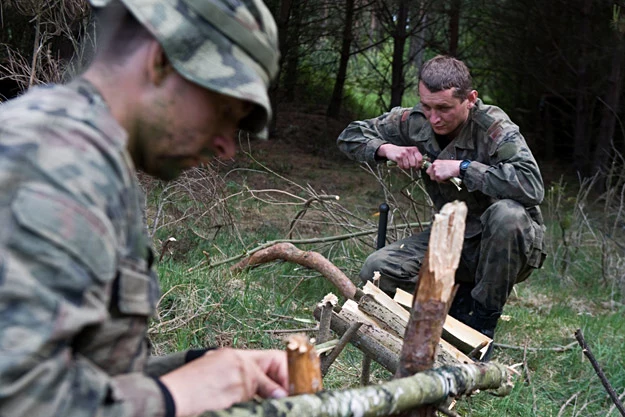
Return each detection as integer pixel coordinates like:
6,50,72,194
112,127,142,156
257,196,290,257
283,0,302,103
198,362,512,417
448,0,461,57
327,0,356,118
572,0,593,177
408,2,427,72
390,0,409,108
592,29,625,187
268,0,294,136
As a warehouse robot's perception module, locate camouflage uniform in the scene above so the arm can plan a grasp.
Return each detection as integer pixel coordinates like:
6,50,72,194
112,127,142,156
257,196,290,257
0,79,178,416
0,0,279,415
337,100,546,320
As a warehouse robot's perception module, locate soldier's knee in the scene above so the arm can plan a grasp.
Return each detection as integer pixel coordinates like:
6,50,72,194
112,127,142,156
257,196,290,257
482,199,530,237
359,251,383,283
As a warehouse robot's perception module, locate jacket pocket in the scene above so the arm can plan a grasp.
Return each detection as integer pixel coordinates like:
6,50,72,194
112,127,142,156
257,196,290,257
114,260,157,317
527,221,547,269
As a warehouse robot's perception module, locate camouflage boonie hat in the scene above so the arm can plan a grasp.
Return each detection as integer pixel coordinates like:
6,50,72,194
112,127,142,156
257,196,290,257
89,0,280,137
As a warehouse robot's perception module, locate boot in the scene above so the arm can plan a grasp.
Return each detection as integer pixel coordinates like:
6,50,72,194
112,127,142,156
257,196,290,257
467,304,501,361
469,303,501,340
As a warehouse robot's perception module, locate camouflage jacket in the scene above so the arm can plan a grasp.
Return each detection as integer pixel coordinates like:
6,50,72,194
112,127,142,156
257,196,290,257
337,99,545,238
0,80,188,417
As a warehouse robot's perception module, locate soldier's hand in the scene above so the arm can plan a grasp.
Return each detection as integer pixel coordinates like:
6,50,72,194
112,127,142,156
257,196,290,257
426,159,462,183
160,348,288,416
377,144,423,170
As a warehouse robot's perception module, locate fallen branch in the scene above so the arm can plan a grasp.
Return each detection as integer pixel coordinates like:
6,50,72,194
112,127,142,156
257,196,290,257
494,341,577,352
575,329,625,416
320,322,363,376
264,327,318,334
199,362,512,417
231,242,358,300
187,221,429,272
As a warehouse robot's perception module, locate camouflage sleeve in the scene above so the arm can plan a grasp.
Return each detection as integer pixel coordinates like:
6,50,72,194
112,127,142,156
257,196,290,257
336,107,424,163
0,185,167,417
146,352,189,377
463,126,545,207
146,349,213,377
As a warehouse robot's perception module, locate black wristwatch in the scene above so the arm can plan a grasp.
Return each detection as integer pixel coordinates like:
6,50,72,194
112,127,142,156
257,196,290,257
459,159,471,179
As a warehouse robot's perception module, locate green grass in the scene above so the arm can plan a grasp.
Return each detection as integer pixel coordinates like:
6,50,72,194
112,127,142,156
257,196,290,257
145,167,625,417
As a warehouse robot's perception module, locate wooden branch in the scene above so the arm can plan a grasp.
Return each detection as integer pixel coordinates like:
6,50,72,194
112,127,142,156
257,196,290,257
316,293,338,344
320,322,363,376
494,341,577,352
397,202,467,417
575,329,625,416
188,221,430,272
360,355,372,386
286,334,323,395
232,242,358,300
397,201,467,378
199,362,513,417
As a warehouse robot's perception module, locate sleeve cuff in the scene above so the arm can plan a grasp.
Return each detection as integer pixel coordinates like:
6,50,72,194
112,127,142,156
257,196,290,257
185,348,215,363
154,378,176,417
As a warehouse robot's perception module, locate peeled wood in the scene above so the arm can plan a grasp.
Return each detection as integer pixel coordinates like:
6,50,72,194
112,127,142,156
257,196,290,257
198,362,513,417
286,334,323,395
231,242,357,300
395,288,492,360
362,281,410,320
356,289,472,365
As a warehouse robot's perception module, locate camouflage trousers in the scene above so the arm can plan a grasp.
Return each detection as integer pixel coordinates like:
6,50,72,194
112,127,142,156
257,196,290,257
360,199,546,313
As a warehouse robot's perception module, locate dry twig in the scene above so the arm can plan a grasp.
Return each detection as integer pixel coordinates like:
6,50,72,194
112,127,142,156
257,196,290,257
575,329,625,416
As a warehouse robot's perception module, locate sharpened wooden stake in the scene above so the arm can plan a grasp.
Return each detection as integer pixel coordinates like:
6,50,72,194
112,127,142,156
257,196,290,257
396,201,467,417
287,334,323,395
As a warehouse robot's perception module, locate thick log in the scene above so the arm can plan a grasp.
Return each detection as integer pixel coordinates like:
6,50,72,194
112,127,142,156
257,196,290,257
398,202,467,417
356,293,472,365
286,334,322,395
231,242,357,300
313,301,470,374
199,362,513,417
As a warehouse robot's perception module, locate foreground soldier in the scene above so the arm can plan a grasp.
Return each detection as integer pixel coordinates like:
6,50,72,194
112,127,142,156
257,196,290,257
337,55,547,340
0,0,287,416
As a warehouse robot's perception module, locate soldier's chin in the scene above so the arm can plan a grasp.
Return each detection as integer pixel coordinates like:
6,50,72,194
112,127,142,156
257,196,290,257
432,126,449,135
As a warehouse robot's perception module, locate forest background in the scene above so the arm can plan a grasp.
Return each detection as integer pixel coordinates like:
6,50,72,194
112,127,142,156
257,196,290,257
1,0,625,416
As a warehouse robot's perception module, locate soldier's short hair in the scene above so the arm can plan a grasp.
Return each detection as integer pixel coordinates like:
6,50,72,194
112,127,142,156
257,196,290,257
419,55,473,100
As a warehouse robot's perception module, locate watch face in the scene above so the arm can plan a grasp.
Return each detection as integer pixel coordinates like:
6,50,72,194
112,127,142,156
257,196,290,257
460,160,470,170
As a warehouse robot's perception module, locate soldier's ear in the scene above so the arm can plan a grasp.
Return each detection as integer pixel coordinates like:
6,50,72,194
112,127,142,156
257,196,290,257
146,40,174,86
467,90,478,109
